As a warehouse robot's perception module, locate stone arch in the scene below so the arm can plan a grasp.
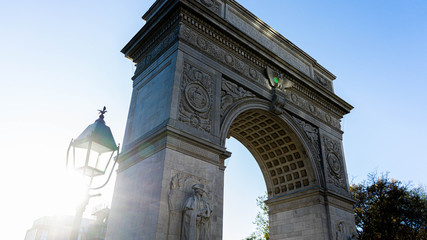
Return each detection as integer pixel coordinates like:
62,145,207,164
220,99,321,198
106,0,357,239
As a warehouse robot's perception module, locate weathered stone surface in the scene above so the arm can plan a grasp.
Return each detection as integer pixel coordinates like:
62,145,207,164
106,0,355,239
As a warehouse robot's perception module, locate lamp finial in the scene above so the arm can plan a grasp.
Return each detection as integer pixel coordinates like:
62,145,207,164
98,106,107,120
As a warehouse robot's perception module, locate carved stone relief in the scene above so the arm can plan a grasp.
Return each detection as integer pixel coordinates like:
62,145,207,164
226,8,311,76
168,171,212,239
286,91,341,129
182,184,212,240
270,90,286,115
180,24,268,88
334,221,357,240
314,72,334,92
130,13,180,65
180,12,345,130
292,116,325,187
196,0,221,15
323,136,347,190
292,117,320,156
179,62,213,133
220,79,255,117
134,28,179,75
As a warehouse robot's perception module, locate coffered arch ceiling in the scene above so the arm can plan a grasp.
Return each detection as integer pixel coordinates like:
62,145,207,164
222,105,320,197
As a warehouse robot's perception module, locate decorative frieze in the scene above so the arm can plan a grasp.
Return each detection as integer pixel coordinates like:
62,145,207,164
181,25,268,89
134,28,180,76
226,8,311,77
221,79,255,117
179,62,213,133
323,136,347,190
131,14,180,63
286,91,341,129
180,10,347,130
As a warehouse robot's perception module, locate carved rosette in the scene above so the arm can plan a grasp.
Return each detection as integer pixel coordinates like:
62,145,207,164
179,62,213,133
323,136,347,190
221,79,255,117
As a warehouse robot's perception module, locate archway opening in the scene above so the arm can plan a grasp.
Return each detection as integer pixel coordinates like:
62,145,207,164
223,137,266,240
222,109,317,239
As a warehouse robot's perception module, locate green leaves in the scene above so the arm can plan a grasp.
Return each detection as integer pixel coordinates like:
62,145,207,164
351,173,427,240
244,194,269,240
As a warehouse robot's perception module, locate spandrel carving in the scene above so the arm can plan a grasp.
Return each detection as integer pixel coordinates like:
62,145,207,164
220,79,255,117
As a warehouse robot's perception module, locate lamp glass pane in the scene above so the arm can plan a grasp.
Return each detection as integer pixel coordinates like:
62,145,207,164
73,147,113,178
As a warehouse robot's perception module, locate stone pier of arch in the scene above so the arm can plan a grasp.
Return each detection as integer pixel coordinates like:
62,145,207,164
105,0,356,239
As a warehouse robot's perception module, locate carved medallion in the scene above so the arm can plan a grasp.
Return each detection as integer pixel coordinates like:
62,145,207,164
327,152,342,175
185,83,211,113
179,62,213,133
224,54,234,66
323,136,347,190
249,68,257,79
197,36,208,50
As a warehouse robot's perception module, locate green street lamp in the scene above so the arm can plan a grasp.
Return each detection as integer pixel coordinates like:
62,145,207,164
66,107,120,240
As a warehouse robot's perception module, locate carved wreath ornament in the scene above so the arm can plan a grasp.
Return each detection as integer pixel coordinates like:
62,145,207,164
179,62,213,133
323,136,347,190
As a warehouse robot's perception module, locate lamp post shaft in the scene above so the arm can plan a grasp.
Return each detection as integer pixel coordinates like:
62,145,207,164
69,194,89,240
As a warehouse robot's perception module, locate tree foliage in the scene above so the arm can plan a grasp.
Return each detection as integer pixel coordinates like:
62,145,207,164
351,173,427,240
246,173,427,240
245,194,269,240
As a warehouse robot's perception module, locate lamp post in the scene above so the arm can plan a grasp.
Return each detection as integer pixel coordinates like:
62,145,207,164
66,107,120,240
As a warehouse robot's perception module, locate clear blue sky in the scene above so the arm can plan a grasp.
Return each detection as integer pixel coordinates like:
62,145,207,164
0,1,426,239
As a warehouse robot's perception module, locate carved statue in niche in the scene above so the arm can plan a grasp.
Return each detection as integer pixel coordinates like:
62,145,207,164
168,172,212,239
335,221,358,240
335,221,345,240
181,184,212,240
